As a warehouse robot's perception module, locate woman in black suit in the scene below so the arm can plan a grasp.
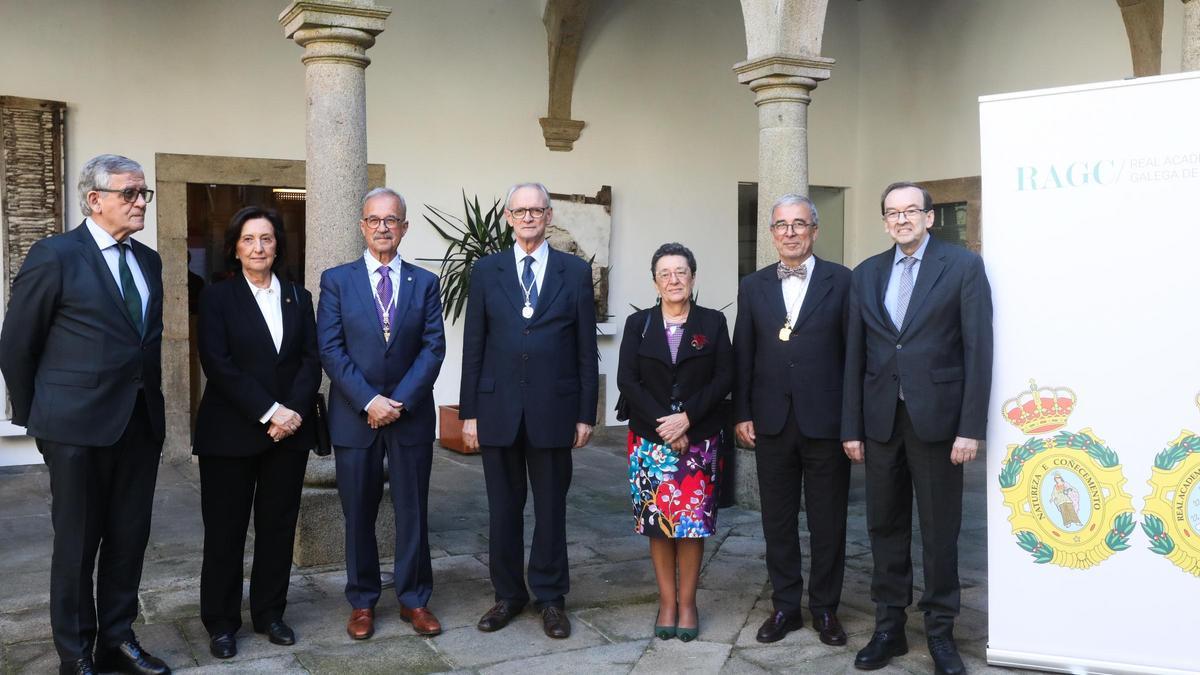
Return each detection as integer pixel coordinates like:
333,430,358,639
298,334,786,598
617,242,733,643
193,206,321,659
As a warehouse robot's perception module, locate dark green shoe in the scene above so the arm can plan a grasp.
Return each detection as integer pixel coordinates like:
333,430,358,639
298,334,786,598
677,622,699,642
654,623,677,640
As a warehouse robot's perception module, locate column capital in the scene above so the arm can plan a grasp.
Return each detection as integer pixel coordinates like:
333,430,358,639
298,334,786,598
279,1,391,67
733,53,834,85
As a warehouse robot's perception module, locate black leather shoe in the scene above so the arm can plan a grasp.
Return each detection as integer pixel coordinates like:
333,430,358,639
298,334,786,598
928,635,966,675
813,610,847,646
255,619,296,646
208,633,237,659
93,639,171,675
755,610,804,643
477,600,524,632
540,606,571,639
59,657,96,675
854,631,908,670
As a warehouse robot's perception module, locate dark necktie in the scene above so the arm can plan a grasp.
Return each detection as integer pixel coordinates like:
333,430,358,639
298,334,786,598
117,242,143,335
376,266,394,335
522,255,539,308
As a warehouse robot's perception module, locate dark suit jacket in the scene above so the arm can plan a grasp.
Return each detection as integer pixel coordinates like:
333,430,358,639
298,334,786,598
0,223,164,446
192,276,321,457
841,235,993,444
734,258,851,439
616,304,733,444
317,258,445,449
459,247,598,449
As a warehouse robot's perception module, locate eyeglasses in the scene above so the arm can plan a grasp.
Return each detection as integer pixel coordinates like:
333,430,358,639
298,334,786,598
508,207,548,219
770,220,815,234
363,216,403,229
655,269,691,282
94,187,154,204
883,208,929,223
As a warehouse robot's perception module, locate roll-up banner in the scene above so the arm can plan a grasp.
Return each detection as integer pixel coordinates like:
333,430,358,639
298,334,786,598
981,72,1200,675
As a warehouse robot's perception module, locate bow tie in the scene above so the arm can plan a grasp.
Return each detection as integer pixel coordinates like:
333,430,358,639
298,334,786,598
777,263,807,281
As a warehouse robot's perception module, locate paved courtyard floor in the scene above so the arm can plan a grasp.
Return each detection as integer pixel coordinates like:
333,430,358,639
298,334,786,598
0,427,1026,674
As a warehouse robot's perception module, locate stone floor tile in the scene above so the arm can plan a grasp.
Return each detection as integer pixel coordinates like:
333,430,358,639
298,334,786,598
175,654,306,673
478,640,649,675
631,638,732,674
432,610,606,669
296,634,452,674
431,553,491,584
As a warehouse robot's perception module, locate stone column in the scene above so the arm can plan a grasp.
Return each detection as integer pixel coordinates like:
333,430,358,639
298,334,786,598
279,0,390,297
279,0,392,567
734,56,832,269
1184,0,1200,71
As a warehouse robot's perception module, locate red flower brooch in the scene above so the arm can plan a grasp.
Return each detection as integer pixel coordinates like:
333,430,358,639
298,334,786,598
690,334,708,350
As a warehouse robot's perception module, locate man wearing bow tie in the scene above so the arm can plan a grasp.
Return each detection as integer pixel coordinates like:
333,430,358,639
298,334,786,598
459,182,598,639
733,193,852,647
317,187,446,641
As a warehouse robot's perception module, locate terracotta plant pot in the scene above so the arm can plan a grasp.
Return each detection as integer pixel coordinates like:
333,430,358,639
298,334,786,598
438,404,475,454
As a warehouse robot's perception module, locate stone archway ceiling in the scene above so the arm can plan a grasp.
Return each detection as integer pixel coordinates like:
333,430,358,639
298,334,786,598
539,0,591,151
1117,0,1165,76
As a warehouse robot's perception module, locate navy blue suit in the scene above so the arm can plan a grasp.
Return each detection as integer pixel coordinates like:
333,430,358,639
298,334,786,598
317,256,445,610
459,246,597,607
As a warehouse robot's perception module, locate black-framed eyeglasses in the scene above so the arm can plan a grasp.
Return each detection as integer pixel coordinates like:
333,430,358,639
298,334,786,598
94,187,154,204
508,207,548,219
770,220,815,234
883,208,929,223
363,216,404,229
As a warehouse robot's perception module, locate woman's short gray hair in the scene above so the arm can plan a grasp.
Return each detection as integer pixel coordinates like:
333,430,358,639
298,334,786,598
77,154,143,216
361,187,407,215
504,182,552,210
769,193,819,226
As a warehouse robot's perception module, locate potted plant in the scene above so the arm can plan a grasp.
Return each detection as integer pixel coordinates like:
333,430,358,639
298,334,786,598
421,192,512,453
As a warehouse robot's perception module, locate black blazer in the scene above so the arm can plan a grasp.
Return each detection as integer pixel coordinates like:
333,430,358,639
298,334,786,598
841,235,993,444
459,247,599,449
617,304,733,445
0,223,165,446
192,276,321,457
733,257,850,439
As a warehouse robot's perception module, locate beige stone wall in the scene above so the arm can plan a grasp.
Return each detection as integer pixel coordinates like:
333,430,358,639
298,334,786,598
0,0,1189,462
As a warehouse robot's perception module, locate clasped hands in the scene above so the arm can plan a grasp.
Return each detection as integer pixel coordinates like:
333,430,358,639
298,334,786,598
656,412,690,453
366,396,404,430
268,405,302,442
461,419,595,451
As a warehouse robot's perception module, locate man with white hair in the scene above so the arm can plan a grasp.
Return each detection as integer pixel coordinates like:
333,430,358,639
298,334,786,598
0,154,170,675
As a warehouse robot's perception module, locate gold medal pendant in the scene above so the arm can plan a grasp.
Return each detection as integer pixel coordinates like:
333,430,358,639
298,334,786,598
778,325,792,341
522,305,534,319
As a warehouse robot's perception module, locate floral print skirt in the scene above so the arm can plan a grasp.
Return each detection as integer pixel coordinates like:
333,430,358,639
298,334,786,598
627,429,719,538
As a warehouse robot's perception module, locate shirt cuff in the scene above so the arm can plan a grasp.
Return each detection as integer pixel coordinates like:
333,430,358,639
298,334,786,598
363,394,381,412
260,402,281,424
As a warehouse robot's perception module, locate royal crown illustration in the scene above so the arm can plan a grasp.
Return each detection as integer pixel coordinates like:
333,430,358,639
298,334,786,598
1002,379,1077,435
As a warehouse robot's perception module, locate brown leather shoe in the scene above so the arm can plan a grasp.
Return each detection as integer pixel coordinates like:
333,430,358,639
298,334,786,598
541,606,571,639
400,606,443,636
813,609,847,646
346,608,374,640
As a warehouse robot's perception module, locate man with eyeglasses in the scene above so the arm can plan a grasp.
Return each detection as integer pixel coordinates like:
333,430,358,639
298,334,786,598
316,187,446,641
0,155,170,675
459,182,598,639
842,182,993,675
732,194,852,647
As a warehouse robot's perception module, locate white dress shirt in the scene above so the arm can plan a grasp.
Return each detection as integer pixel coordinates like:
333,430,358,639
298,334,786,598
362,251,403,412
513,239,549,296
781,255,815,327
245,273,284,423
85,218,149,323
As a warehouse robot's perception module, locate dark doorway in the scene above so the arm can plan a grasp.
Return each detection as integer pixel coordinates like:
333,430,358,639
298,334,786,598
185,184,307,426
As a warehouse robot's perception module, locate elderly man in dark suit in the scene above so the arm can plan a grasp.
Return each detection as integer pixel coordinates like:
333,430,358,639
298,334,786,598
842,182,993,675
459,182,598,639
0,154,169,675
317,187,446,641
734,193,851,647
